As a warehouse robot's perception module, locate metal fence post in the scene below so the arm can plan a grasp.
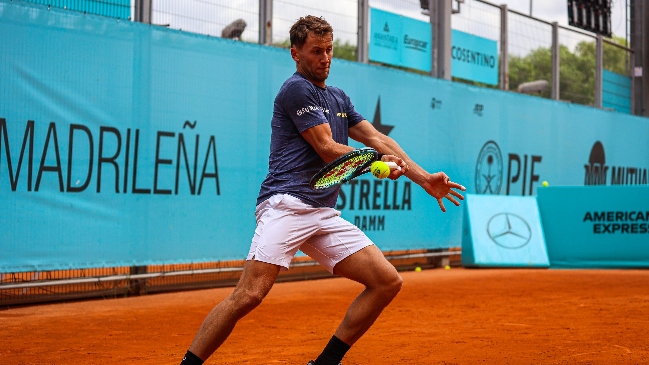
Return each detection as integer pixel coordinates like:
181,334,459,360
630,50,635,114
430,0,452,79
133,0,152,24
259,0,273,45
499,4,508,90
429,1,436,77
631,0,648,116
595,34,603,108
551,21,560,100
357,0,369,63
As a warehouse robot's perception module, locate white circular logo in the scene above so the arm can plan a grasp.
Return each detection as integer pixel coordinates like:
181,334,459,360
487,213,532,249
475,141,503,195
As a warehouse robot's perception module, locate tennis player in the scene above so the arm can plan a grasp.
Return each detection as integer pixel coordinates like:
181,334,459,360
180,15,465,365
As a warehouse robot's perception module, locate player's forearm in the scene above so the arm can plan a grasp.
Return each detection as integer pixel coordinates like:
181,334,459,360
315,140,355,163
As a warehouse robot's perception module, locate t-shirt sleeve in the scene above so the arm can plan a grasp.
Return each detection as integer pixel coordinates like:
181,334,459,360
277,80,329,133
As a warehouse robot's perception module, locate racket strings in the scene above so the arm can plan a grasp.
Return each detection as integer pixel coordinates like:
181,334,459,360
313,153,374,189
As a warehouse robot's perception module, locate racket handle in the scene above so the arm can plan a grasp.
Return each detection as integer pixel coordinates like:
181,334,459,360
385,161,400,171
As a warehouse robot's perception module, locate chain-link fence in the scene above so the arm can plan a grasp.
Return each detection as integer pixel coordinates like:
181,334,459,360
281,0,359,43
451,0,501,88
558,27,596,105
273,0,358,58
151,0,260,42
452,1,500,46
506,11,553,97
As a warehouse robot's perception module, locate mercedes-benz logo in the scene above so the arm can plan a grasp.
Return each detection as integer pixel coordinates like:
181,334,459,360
475,141,503,195
487,213,532,249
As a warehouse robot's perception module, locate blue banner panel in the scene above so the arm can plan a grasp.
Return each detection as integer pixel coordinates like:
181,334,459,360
537,186,649,268
1,0,649,272
23,0,130,19
369,8,431,72
400,14,432,72
369,8,402,68
461,194,549,267
603,70,631,114
451,30,499,85
0,1,290,271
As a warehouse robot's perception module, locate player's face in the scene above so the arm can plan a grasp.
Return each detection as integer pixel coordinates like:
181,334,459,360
292,32,333,88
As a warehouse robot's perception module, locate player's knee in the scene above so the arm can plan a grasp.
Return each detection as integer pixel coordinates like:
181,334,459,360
233,289,265,313
391,273,404,295
381,272,403,298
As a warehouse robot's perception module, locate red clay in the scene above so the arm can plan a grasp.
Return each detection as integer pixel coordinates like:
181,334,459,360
1,268,648,364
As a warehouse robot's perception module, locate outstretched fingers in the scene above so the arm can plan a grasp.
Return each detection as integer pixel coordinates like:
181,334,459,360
437,198,447,213
445,192,461,206
427,172,466,212
448,181,466,192
438,191,461,212
439,178,466,212
449,188,465,200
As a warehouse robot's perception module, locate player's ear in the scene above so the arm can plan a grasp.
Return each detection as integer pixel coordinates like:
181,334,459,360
290,46,299,62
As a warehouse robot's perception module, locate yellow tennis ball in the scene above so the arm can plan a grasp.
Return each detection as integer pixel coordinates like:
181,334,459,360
370,161,390,179
542,181,549,187
415,267,422,272
445,265,451,270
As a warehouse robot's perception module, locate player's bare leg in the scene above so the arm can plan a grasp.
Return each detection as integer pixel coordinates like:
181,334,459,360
309,245,401,364
331,244,403,345
187,260,281,361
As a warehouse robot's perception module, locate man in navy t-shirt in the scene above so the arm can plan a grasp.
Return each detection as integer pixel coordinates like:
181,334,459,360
180,15,465,365
257,71,366,208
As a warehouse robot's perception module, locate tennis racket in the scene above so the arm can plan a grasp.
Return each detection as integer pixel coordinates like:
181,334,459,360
309,148,398,190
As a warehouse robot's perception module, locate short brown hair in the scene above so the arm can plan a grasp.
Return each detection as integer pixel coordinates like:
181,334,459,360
289,15,333,49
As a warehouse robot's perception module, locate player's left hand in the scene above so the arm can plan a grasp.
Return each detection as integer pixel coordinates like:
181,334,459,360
422,172,466,212
380,154,409,179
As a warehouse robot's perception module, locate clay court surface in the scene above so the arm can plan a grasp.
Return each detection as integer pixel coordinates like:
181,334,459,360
1,268,648,364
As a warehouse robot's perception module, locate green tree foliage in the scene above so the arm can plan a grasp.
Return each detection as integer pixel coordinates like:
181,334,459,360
333,39,357,61
508,36,629,106
272,38,357,61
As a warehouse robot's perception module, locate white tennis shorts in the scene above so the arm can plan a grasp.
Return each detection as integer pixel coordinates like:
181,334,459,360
246,194,373,273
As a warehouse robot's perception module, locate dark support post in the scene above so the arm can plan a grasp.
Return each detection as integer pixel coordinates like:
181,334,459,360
133,0,152,24
129,265,147,296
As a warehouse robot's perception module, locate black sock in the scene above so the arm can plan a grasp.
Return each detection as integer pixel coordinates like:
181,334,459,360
314,335,351,365
180,350,204,365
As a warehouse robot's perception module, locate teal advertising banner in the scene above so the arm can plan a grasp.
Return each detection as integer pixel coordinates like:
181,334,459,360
369,8,402,67
369,8,431,72
537,186,649,268
369,11,498,84
1,1,648,272
451,30,499,85
400,14,432,72
0,1,288,271
461,194,549,267
23,0,130,19
602,70,631,114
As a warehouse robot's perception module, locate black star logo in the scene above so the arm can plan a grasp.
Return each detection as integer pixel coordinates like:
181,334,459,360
371,97,394,136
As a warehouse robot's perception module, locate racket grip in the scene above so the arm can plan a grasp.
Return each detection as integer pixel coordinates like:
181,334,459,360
385,161,400,171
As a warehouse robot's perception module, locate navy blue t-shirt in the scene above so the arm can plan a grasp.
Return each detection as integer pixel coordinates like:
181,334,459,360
257,72,365,208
